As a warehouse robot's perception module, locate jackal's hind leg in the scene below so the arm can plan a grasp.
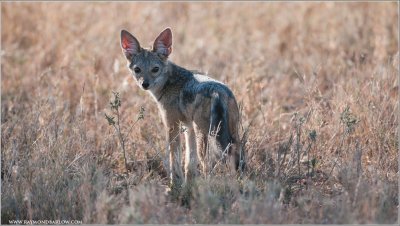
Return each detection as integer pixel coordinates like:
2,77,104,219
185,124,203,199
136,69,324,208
194,127,209,176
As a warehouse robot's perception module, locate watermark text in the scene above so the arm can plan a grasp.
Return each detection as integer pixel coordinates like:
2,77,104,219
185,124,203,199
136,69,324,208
9,219,82,225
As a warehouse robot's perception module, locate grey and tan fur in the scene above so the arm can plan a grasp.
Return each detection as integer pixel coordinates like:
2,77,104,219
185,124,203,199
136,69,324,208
120,28,243,189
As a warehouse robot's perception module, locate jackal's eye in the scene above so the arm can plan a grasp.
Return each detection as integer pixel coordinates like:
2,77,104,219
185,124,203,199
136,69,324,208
133,66,141,73
151,67,159,73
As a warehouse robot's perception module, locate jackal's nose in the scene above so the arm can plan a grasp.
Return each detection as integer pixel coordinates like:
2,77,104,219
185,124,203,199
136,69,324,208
142,81,149,90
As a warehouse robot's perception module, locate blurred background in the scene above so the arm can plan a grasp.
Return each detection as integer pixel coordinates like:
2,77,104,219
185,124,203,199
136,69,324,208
1,2,398,224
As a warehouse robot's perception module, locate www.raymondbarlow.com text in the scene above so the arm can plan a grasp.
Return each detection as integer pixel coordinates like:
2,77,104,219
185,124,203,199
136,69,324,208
8,220,82,225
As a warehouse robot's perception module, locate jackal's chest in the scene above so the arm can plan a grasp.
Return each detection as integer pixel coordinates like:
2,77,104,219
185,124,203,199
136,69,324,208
156,96,189,126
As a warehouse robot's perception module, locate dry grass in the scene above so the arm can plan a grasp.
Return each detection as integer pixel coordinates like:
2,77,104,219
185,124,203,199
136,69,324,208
1,2,398,224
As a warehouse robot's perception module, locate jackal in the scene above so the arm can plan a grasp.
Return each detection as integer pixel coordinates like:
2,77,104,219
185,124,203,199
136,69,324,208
120,28,243,189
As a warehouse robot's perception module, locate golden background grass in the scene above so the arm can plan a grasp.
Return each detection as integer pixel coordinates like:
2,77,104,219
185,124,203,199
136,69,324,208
1,2,398,224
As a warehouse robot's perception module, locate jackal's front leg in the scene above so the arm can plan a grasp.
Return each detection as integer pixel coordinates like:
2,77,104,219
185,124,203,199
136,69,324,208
167,126,183,191
184,126,197,184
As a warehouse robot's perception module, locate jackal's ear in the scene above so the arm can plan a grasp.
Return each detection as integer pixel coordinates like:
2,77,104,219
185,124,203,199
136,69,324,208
120,30,141,60
153,28,172,58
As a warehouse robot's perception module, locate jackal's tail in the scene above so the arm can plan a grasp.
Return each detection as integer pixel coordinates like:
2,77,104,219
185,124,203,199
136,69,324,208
210,93,240,170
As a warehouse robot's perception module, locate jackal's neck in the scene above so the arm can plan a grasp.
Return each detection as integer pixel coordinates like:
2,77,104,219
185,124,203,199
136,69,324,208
151,61,193,102
168,61,193,78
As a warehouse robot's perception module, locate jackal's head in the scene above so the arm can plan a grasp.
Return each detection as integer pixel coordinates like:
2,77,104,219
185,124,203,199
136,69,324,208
120,28,172,91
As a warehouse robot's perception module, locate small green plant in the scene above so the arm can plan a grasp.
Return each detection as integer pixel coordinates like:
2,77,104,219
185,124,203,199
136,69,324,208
105,92,145,173
105,91,145,200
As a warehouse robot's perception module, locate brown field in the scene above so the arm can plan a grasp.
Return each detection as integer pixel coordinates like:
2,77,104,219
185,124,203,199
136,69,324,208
1,2,399,224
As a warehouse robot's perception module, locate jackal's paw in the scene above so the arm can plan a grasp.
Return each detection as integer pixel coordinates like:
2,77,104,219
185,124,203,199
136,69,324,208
164,186,172,196
166,183,183,200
